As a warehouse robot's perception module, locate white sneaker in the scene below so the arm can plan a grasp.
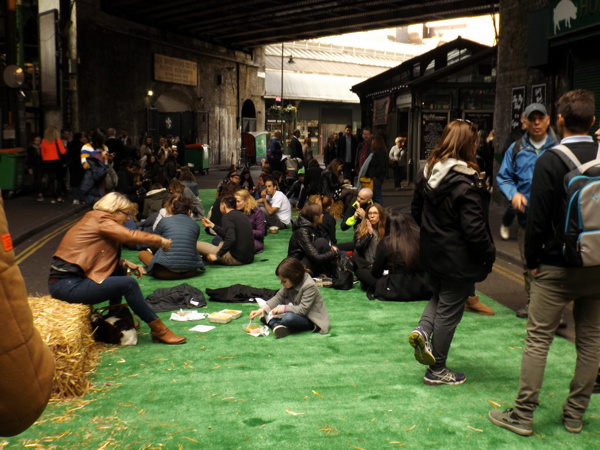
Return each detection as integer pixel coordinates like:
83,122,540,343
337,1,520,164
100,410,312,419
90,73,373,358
500,225,510,240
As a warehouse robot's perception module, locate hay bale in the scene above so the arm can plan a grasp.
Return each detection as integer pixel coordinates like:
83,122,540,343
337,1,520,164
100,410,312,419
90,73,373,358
28,296,99,400
307,195,344,220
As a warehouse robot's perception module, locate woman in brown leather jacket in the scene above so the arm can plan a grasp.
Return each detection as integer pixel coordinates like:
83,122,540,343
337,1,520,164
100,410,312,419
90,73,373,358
48,192,186,344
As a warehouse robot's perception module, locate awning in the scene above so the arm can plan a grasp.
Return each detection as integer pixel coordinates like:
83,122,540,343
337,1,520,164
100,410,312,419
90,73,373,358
265,71,362,103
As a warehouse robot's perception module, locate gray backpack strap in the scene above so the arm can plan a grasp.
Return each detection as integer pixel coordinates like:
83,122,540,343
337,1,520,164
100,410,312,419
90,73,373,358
552,143,600,174
551,144,582,170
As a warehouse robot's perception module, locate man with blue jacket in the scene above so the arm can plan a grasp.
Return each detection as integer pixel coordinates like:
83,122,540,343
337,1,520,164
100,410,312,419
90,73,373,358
496,103,558,318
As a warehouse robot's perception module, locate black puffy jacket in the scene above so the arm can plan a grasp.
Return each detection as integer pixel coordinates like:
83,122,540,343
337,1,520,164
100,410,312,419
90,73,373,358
288,215,337,264
411,164,495,283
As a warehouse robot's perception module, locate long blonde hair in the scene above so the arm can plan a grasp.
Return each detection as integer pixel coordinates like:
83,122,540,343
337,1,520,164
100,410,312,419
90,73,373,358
356,203,386,240
43,126,60,143
425,120,480,174
235,189,257,215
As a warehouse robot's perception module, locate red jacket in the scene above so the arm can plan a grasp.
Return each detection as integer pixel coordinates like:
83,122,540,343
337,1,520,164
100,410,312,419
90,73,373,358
40,138,66,162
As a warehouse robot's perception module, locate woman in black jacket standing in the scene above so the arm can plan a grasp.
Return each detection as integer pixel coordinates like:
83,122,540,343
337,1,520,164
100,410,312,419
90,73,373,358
409,119,495,386
287,202,338,277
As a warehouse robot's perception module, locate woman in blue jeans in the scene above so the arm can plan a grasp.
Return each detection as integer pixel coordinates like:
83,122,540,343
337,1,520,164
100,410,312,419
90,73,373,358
249,257,329,338
48,192,186,344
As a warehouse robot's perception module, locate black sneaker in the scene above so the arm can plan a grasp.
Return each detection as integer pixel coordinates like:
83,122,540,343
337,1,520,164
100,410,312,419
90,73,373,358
488,408,532,436
423,367,466,386
516,303,529,318
408,326,435,366
273,325,291,338
563,416,583,434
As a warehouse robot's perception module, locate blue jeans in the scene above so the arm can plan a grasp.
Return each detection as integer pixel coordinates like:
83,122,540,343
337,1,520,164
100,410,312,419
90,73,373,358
373,178,383,205
418,277,474,371
268,312,314,333
49,276,158,323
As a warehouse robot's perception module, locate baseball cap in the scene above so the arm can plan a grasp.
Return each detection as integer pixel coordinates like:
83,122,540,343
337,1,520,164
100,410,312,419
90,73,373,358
297,168,305,175
524,103,547,118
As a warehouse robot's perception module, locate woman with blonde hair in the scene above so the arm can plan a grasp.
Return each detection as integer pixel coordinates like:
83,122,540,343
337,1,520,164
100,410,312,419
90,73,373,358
235,189,266,253
40,126,67,203
48,192,186,345
409,119,495,385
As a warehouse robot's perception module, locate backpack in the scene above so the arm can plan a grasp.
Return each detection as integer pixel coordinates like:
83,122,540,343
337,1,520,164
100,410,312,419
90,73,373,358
550,143,600,267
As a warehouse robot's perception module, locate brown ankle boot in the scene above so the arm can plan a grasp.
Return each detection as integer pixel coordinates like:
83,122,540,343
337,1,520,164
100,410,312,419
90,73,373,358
148,318,187,344
464,295,495,316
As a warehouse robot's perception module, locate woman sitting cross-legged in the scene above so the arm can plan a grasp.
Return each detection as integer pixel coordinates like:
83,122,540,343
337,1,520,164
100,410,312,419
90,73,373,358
235,189,266,253
356,209,432,301
249,257,330,338
48,192,186,345
318,158,355,209
288,202,339,277
353,203,387,280
137,196,205,280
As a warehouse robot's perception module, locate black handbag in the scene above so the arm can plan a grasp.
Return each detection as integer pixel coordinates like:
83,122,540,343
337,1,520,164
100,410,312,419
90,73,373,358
331,252,354,290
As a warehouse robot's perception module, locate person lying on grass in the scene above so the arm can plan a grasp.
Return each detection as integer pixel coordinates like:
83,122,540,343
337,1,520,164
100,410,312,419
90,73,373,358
249,257,330,338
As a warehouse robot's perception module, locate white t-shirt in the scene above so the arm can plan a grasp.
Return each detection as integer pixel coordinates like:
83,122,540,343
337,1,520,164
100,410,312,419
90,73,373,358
267,190,292,224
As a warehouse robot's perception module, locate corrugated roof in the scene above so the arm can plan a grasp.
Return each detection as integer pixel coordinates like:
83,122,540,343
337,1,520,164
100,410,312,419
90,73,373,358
265,71,362,103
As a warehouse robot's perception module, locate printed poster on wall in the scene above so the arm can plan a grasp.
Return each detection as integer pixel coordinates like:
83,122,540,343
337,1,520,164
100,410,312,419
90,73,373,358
511,86,526,131
420,112,448,160
531,84,546,106
373,97,390,126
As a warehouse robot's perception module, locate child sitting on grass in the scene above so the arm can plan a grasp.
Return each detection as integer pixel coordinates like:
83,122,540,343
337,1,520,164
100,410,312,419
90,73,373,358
249,257,330,338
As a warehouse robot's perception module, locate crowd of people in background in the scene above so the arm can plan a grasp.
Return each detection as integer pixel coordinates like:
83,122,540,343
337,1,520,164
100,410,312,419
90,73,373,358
25,90,600,437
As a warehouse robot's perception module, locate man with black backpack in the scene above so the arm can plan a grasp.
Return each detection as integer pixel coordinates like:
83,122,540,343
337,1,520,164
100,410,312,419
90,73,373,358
496,102,558,318
489,89,600,437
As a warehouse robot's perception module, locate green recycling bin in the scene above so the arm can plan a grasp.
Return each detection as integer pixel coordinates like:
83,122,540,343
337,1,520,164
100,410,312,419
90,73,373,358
251,132,268,162
185,144,210,174
0,148,26,191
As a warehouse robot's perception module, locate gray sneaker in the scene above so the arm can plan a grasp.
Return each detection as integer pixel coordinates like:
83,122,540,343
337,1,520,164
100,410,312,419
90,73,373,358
423,367,466,386
408,326,435,365
488,408,533,436
563,416,583,434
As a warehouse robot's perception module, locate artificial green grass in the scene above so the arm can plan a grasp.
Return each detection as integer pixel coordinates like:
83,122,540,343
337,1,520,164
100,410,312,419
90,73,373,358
5,189,598,448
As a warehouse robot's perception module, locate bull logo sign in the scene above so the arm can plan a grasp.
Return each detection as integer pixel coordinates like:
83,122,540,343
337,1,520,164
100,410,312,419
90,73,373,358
553,0,577,34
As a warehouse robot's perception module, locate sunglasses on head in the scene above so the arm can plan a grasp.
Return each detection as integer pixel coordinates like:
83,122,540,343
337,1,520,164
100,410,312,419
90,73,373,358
455,118,478,131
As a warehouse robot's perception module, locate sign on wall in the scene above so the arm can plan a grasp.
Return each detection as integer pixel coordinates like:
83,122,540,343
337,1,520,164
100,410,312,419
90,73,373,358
511,86,526,131
420,112,448,160
531,83,546,105
154,54,198,87
549,0,598,38
373,97,390,126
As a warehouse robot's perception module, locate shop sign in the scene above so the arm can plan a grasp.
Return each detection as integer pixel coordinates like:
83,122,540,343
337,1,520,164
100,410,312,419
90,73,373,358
549,0,600,38
420,112,448,160
464,111,494,133
154,54,198,86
